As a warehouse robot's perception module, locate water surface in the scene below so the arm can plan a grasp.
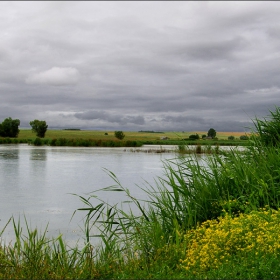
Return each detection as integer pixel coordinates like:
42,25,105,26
0,144,180,246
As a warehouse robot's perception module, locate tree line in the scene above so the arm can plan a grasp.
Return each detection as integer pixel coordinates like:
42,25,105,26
0,117,126,140
0,117,48,138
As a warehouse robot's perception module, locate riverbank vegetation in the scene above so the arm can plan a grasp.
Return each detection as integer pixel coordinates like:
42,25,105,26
1,107,280,278
0,129,250,147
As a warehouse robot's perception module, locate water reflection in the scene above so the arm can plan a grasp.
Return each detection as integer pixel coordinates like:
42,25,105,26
0,146,20,192
0,147,19,160
30,148,47,161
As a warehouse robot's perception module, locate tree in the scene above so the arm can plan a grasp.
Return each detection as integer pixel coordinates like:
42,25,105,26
0,117,20,137
207,128,216,139
30,119,48,138
114,131,125,140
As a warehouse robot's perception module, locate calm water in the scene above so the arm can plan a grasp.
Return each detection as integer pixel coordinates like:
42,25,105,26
0,144,181,247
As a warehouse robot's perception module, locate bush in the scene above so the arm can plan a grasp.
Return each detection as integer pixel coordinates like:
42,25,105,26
181,209,280,275
240,135,249,140
33,137,42,146
228,135,235,140
189,134,199,140
50,139,57,146
114,131,125,140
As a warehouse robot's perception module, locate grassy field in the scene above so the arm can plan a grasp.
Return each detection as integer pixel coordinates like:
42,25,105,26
0,129,250,147
18,129,249,141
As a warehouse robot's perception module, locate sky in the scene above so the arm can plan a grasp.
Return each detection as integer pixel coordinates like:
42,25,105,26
1,1,280,132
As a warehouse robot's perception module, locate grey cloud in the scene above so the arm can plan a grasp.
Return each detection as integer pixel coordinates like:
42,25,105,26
0,2,280,132
172,36,248,62
25,67,80,85
74,111,145,125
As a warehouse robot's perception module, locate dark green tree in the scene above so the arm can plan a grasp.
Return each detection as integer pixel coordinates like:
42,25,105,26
114,131,125,140
30,119,48,138
207,128,216,138
0,117,20,137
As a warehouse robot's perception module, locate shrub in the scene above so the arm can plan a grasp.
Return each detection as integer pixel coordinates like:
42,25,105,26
181,209,280,274
189,134,199,140
228,135,235,140
43,139,50,145
114,131,125,140
240,135,249,140
33,137,42,146
5,137,12,144
49,139,57,146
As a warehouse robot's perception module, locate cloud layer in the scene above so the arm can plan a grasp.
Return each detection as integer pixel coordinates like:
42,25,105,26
1,2,280,131
26,67,80,86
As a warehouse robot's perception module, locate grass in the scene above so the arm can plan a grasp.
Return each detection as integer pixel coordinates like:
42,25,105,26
1,108,279,278
1,129,250,147
17,129,249,141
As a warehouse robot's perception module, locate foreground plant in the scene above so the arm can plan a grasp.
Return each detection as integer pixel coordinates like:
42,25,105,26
0,217,99,279
73,106,280,278
182,208,280,271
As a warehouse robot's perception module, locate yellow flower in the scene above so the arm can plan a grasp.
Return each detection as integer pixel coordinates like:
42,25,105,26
181,209,280,273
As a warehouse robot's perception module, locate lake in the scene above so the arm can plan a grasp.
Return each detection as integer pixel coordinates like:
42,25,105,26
0,144,185,247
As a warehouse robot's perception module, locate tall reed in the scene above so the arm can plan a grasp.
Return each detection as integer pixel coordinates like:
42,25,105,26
74,107,280,276
0,217,98,279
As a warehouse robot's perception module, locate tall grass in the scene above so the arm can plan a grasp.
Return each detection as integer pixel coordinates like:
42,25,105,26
0,217,99,279
72,107,280,277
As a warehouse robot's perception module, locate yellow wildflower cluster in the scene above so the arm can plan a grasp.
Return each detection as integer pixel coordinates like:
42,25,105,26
181,208,280,273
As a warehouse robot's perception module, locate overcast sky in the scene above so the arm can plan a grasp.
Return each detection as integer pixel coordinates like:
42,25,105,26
1,1,280,132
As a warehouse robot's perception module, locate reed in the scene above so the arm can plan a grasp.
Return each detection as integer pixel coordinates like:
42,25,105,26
72,106,280,278
0,217,99,279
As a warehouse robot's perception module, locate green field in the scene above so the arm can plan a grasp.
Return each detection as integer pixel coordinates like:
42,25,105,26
0,129,251,147
17,129,249,142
